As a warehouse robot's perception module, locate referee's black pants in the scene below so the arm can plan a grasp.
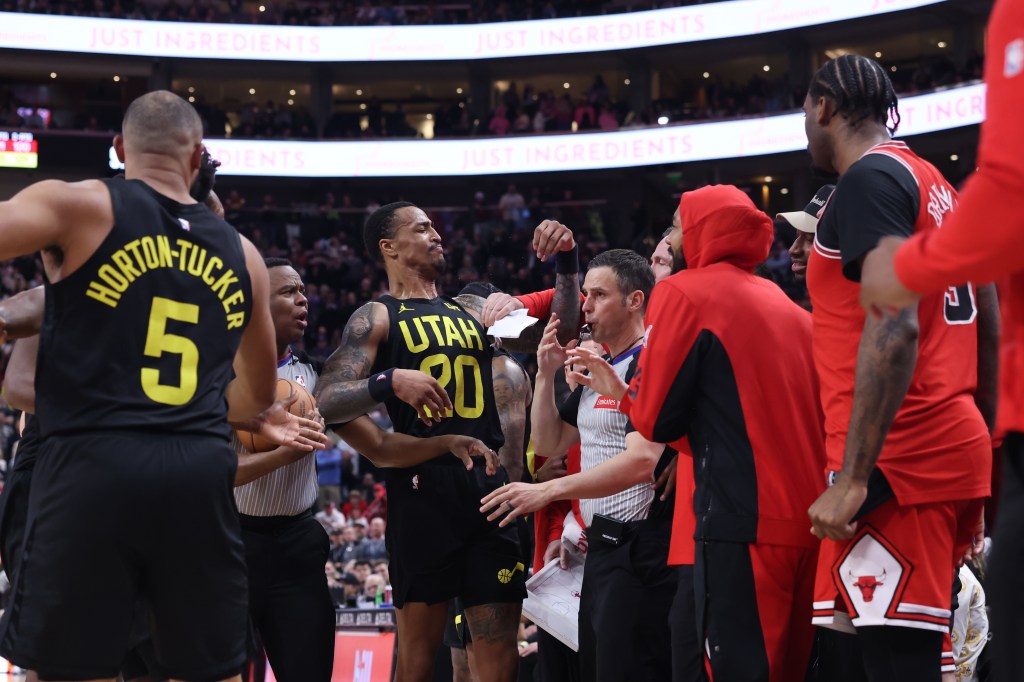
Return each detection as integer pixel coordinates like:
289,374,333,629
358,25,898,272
240,511,335,682
579,518,675,682
991,431,1024,682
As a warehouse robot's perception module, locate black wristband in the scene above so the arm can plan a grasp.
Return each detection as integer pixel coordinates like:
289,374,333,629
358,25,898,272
555,244,579,275
367,368,396,402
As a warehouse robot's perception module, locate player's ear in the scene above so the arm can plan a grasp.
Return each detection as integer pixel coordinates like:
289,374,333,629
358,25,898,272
814,95,834,127
628,290,645,312
113,134,126,163
379,238,397,260
190,143,204,172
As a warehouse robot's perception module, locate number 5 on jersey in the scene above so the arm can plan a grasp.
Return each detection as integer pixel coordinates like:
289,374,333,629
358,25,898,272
142,296,200,405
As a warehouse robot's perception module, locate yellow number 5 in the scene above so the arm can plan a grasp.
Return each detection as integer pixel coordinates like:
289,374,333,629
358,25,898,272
142,297,200,405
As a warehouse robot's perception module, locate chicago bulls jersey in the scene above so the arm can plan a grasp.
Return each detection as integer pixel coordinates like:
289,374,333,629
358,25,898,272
807,140,990,505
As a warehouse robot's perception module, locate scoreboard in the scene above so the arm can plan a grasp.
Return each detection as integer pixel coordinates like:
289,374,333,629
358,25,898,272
0,132,38,169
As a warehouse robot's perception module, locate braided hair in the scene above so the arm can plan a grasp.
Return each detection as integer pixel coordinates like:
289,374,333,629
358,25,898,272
808,54,901,134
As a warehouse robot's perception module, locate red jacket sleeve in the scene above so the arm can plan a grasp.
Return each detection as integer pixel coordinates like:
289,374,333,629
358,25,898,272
627,282,701,445
895,0,1024,291
515,289,556,318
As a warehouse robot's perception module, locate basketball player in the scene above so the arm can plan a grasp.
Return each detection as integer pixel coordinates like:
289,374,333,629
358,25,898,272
314,204,580,682
855,4,1024,677
801,55,993,681
0,90,326,681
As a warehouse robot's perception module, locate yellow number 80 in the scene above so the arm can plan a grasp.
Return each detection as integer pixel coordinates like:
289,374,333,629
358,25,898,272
419,353,484,419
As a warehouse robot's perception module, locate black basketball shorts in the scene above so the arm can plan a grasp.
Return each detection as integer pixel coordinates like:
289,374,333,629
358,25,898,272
0,431,248,682
385,456,526,609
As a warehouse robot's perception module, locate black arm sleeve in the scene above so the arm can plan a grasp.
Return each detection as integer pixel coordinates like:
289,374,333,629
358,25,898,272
558,386,583,428
832,154,920,282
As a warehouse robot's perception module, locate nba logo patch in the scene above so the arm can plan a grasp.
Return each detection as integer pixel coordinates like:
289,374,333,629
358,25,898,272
1005,38,1024,78
293,375,306,387
178,218,191,231
412,474,420,490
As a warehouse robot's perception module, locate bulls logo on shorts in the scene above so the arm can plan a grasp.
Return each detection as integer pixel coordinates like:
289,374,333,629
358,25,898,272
834,526,910,626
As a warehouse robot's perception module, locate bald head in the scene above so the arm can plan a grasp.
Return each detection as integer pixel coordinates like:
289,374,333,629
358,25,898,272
122,90,202,158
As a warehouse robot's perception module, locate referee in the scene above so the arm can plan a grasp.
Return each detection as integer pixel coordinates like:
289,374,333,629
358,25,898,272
233,257,334,682
528,250,675,682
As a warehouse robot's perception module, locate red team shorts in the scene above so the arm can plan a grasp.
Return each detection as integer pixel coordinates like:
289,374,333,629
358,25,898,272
812,496,983,673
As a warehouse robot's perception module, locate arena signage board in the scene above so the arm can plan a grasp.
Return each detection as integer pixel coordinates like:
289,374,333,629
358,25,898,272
2,0,943,61
107,83,984,178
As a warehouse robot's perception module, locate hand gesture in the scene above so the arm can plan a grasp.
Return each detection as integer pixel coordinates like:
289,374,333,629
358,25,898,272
859,237,921,316
482,292,525,327
536,314,569,377
808,476,868,540
253,394,330,451
564,346,628,401
535,454,567,483
480,481,553,527
533,220,575,261
393,368,454,426
653,454,678,502
446,435,499,476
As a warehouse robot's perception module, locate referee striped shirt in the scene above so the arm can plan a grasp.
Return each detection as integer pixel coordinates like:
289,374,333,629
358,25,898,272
233,352,320,517
559,347,653,526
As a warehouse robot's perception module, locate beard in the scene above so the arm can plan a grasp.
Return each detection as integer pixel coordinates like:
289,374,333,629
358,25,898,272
431,253,447,274
671,248,687,274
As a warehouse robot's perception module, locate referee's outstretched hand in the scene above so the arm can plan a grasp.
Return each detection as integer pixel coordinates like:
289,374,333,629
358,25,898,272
480,481,555,528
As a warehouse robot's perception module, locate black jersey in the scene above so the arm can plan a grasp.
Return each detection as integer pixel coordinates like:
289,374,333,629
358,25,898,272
373,295,504,457
35,178,251,439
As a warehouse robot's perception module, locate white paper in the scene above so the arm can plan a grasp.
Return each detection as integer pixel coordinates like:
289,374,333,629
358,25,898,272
486,308,540,339
522,554,585,651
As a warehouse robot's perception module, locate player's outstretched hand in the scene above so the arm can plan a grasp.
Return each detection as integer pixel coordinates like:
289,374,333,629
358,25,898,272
808,476,868,540
482,292,525,327
564,346,628,401
445,435,499,475
533,219,575,261
859,237,921,316
653,454,678,502
480,481,554,527
252,394,330,451
393,368,453,426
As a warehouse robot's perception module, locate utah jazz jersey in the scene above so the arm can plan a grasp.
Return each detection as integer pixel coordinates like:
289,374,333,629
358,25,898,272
374,295,504,456
35,178,251,439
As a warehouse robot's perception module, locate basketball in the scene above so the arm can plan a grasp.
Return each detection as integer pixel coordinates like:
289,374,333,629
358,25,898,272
234,378,316,453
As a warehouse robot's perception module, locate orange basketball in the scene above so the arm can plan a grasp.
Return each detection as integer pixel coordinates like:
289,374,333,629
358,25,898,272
234,378,316,453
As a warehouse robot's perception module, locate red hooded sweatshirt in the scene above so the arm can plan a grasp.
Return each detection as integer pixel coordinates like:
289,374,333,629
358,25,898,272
622,185,825,548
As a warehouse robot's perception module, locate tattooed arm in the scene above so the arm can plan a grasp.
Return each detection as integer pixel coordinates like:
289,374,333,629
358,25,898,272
492,354,533,483
315,302,453,426
455,269,580,353
809,306,919,539
974,283,999,434
314,303,389,424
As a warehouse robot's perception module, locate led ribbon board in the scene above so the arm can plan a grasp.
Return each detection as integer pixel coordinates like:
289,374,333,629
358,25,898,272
110,83,983,177
2,0,943,61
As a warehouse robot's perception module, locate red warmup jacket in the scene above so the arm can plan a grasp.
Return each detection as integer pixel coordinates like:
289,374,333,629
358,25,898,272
895,0,1024,434
530,443,584,573
621,185,826,549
